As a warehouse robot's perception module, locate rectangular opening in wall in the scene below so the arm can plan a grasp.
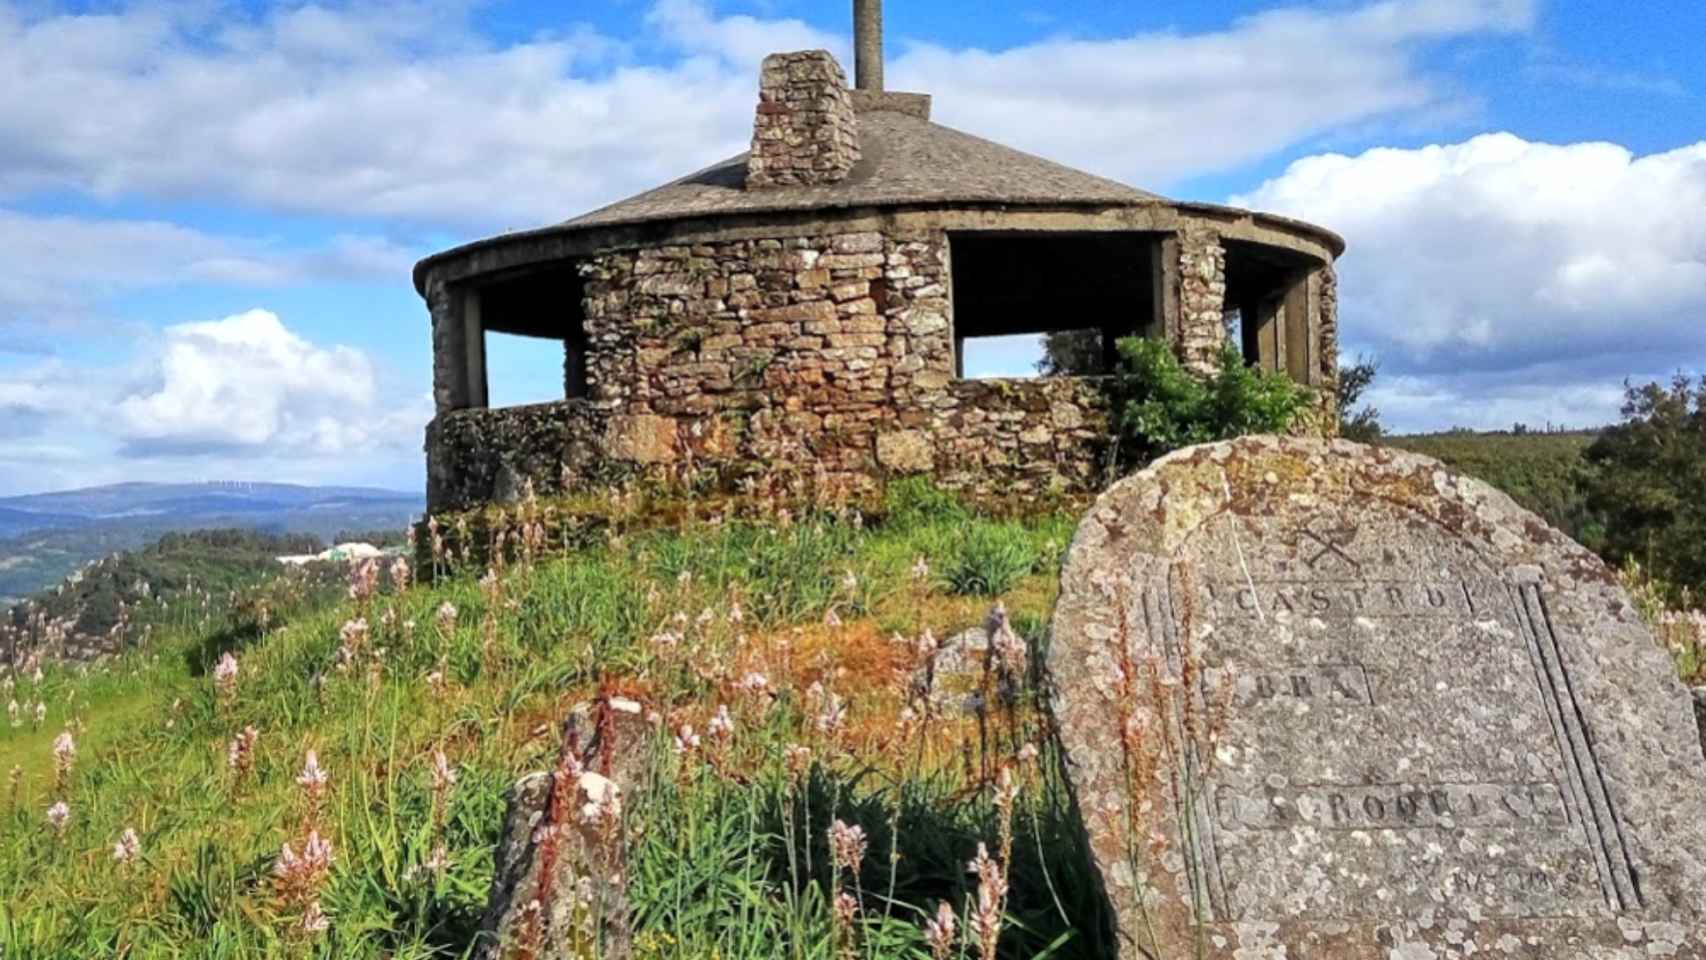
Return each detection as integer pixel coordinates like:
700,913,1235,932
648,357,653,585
483,331,572,408
1222,240,1319,382
475,265,589,408
949,232,1156,379
957,331,1107,379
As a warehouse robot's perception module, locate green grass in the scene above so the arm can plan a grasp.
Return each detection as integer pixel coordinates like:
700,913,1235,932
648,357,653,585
0,499,1102,959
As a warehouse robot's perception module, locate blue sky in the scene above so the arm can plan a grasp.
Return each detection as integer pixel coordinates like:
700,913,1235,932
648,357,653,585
1,0,1702,495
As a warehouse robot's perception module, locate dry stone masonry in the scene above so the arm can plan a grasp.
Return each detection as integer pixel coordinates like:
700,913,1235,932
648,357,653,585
748,51,860,189
1048,436,1706,958
1177,228,1229,376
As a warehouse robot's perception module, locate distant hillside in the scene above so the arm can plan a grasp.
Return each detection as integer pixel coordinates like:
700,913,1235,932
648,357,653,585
1383,430,1601,543
0,528,371,667
0,482,421,603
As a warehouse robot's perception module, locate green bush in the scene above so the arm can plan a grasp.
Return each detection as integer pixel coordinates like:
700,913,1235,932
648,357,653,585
1338,355,1385,442
1111,337,1313,464
942,522,1039,596
1580,374,1706,599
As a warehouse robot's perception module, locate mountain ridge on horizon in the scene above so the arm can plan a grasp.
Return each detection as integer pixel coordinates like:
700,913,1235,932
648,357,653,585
0,479,421,512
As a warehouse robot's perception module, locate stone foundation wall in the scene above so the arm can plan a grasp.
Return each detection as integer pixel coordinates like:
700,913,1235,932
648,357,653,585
425,376,1111,511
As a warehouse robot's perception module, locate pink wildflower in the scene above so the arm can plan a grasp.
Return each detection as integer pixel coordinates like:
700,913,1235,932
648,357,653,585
52,730,75,783
227,726,259,780
968,843,1007,957
112,827,141,864
389,556,412,591
45,800,70,835
829,819,868,879
924,900,958,960
213,651,239,699
736,672,772,699
673,724,702,756
430,749,458,792
706,704,735,742
348,559,379,604
297,750,328,801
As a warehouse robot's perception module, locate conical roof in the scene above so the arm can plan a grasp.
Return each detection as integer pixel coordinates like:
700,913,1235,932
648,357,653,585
563,105,1163,230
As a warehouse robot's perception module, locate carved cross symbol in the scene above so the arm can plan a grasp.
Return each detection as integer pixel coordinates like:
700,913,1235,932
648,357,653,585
1298,525,1359,571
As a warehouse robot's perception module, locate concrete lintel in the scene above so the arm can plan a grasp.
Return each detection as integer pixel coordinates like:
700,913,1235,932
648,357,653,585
415,204,1337,297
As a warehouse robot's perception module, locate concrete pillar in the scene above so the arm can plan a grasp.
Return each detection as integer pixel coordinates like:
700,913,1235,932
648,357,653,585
429,276,470,413
1252,297,1282,373
1284,275,1313,386
463,289,489,409
854,0,884,92
1149,235,1179,345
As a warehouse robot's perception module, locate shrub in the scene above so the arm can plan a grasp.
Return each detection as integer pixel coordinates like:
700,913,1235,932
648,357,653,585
1337,355,1385,442
942,522,1038,597
1110,337,1313,466
1580,374,1706,599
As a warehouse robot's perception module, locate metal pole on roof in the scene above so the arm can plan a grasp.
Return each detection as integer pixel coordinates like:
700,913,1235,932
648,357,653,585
854,0,884,91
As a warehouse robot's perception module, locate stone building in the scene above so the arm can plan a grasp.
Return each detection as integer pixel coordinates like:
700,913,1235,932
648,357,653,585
415,1,1344,512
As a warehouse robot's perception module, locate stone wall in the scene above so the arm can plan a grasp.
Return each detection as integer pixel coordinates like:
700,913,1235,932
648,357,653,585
574,226,954,476
747,51,860,189
1175,227,1227,376
425,376,1111,511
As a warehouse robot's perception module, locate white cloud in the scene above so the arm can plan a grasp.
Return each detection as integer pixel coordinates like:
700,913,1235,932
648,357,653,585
0,209,417,343
1233,133,1706,430
0,211,280,321
0,0,1533,232
894,0,1534,189
0,309,430,472
114,309,431,456
645,0,843,68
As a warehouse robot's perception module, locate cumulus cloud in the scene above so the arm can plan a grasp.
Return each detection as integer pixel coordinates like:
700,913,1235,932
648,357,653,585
1233,133,1706,429
0,309,430,469
0,0,1532,231
117,310,372,454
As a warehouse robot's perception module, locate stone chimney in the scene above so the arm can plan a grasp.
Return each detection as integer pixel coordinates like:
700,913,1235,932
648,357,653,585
746,50,860,189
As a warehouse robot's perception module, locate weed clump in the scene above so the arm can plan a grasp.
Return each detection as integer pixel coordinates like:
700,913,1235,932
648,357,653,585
943,523,1042,597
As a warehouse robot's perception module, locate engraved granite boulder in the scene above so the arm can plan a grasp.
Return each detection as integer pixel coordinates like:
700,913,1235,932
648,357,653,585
1048,436,1706,959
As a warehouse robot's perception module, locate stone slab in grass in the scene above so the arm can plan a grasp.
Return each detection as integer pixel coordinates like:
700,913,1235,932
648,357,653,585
1047,436,1706,958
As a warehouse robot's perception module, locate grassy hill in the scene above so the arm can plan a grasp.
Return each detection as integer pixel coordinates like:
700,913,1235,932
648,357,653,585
0,487,1111,958
1,466,1692,958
